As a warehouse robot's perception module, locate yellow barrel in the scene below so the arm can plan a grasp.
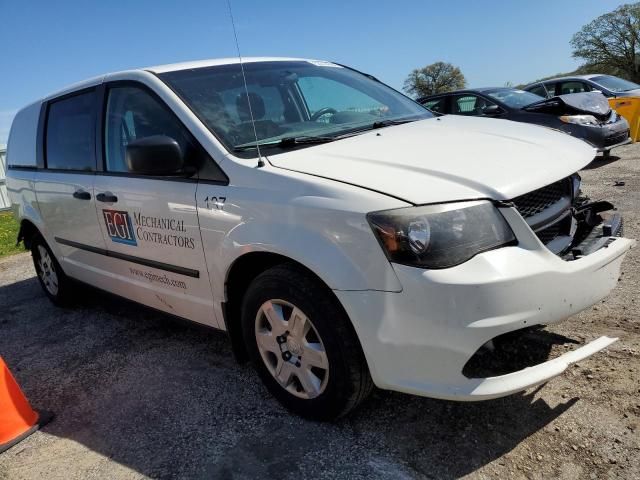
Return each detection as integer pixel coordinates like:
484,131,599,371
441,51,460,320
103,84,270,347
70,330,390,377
609,97,640,142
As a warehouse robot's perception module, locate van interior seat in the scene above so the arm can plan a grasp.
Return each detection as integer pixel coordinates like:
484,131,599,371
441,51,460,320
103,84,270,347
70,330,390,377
234,92,282,144
236,92,266,121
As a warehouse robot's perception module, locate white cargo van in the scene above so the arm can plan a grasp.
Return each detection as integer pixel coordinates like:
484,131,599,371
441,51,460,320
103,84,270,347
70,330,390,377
6,58,634,419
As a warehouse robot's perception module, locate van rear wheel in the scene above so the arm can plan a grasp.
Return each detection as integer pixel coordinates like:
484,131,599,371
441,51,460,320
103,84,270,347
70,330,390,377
241,264,373,420
31,236,71,306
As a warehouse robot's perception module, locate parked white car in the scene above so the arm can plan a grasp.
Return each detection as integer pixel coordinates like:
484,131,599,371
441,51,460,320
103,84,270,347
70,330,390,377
6,58,634,419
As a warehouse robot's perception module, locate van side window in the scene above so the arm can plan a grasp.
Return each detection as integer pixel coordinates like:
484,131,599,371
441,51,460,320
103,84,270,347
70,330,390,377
104,86,196,173
45,91,96,171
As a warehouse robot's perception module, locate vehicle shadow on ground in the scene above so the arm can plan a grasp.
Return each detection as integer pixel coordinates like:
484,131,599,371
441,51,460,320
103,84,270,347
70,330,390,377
0,276,578,479
584,155,620,169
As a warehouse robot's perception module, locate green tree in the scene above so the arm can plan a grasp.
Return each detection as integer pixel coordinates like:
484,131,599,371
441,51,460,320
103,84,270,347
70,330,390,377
571,2,640,82
403,62,467,97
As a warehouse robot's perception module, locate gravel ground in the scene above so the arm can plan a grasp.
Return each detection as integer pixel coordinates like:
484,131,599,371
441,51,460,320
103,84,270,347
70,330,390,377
0,144,639,480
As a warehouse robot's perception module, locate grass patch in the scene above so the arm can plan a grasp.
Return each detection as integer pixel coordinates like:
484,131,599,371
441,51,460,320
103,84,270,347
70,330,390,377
0,211,23,258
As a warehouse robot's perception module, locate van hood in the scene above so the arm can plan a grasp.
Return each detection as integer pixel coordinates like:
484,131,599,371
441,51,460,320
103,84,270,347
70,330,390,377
267,115,595,204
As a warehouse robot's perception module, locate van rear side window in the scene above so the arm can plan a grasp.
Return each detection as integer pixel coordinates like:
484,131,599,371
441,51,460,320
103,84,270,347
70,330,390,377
6,103,41,168
45,91,95,171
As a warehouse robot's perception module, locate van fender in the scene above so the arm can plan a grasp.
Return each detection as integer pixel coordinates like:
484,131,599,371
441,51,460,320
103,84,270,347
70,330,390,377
214,218,403,300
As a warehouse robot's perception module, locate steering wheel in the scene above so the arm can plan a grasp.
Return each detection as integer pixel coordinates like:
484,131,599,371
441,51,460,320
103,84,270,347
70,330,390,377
310,107,338,121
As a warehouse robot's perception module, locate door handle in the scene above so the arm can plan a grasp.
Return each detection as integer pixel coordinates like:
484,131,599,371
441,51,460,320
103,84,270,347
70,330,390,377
72,189,91,200
96,192,118,203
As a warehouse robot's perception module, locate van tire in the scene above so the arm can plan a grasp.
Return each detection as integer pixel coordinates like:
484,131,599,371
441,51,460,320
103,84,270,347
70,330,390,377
241,263,373,420
31,235,72,306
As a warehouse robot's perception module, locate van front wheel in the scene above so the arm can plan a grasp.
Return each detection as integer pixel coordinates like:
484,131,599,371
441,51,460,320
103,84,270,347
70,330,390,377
31,236,71,306
241,264,373,420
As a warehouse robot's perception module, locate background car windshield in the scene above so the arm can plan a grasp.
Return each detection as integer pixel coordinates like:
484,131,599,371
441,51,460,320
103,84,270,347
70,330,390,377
487,89,544,108
591,75,640,93
159,61,431,152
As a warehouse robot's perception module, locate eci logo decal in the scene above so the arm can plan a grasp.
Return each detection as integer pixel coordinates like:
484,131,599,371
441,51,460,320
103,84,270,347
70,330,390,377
103,209,137,246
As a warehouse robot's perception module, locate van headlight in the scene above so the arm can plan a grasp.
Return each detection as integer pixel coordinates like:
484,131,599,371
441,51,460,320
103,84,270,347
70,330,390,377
560,114,599,126
367,201,516,269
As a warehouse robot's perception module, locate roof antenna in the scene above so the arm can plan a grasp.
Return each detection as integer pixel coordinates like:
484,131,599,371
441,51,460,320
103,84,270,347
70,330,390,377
226,0,265,168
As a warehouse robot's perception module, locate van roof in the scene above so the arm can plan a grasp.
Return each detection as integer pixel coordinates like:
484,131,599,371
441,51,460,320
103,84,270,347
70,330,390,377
146,56,310,73
38,57,323,102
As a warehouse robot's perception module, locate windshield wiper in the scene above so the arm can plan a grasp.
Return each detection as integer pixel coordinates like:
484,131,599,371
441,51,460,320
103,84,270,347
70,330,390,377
233,135,336,152
371,118,417,129
278,135,336,146
233,119,422,152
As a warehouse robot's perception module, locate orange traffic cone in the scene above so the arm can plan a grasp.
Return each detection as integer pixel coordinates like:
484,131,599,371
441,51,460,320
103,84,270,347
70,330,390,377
0,356,53,453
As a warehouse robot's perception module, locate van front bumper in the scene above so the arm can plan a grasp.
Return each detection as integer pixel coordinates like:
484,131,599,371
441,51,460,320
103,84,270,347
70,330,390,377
335,234,634,401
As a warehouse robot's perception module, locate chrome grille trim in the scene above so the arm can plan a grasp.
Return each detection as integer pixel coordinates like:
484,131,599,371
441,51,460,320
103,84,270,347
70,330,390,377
511,175,577,253
525,195,572,231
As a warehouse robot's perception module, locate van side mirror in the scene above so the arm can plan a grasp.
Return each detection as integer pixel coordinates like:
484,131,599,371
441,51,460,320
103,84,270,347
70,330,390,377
126,135,185,175
482,104,503,116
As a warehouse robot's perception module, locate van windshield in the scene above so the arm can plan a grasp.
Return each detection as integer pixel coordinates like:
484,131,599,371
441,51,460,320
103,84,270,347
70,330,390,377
158,61,431,155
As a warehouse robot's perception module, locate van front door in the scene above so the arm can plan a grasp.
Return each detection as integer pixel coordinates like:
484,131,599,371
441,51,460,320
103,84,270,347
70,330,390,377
94,84,218,327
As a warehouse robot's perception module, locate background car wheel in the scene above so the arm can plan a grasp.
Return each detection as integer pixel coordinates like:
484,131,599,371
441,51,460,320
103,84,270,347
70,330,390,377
241,263,373,420
31,235,71,306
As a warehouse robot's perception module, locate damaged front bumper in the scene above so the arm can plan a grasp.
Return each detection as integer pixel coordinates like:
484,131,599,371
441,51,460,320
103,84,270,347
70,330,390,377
565,201,624,259
459,335,618,399
335,201,634,401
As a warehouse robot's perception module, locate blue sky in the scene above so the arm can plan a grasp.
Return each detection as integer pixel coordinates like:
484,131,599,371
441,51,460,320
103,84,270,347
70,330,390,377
0,0,626,144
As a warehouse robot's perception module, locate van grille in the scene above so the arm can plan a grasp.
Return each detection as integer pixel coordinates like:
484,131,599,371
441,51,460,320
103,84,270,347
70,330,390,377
512,177,575,253
512,178,571,219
